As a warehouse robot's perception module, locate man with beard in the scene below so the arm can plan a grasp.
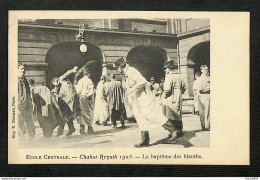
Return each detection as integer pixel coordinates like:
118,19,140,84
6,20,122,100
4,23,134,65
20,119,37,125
51,66,78,137
161,60,186,142
107,74,127,128
18,63,35,139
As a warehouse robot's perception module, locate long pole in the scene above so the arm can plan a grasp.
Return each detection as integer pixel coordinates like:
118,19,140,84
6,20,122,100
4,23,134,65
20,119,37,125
176,19,181,74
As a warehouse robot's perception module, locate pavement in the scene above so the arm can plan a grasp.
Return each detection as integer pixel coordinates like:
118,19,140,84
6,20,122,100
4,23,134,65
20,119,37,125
20,114,210,148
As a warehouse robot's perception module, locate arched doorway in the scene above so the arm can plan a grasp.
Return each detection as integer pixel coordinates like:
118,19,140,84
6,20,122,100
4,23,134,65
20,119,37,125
46,42,103,87
188,41,210,74
187,41,210,96
127,46,168,82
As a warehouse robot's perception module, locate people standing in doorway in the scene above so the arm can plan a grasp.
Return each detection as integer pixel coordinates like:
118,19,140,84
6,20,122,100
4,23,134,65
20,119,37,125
75,66,96,135
149,76,163,112
159,77,165,93
93,75,110,126
107,74,127,128
197,65,210,131
193,72,201,115
18,63,35,139
161,60,186,142
113,57,169,148
149,77,161,97
51,66,78,137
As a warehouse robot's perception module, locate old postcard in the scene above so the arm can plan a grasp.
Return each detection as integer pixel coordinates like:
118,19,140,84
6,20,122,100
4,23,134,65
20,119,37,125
8,11,249,164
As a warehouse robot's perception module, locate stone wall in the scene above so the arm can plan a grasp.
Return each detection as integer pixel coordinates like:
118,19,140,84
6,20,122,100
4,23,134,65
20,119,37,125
18,25,177,85
179,31,210,97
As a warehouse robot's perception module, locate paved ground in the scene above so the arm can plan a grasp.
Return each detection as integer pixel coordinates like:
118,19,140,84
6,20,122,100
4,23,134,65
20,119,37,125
20,114,210,148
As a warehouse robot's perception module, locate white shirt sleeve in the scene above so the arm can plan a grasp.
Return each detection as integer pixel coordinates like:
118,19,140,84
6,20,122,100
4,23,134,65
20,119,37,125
76,79,82,95
86,79,94,96
127,67,147,88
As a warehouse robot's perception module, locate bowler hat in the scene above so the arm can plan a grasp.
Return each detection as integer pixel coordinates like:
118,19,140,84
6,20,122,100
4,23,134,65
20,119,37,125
162,60,175,69
102,62,116,70
114,57,126,68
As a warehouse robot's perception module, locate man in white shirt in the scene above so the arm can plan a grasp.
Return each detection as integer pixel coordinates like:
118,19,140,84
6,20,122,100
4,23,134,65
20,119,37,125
196,65,210,131
193,72,201,115
114,57,168,148
75,67,96,135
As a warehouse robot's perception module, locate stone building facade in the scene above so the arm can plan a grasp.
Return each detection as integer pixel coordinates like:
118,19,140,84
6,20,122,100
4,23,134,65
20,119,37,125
18,19,210,98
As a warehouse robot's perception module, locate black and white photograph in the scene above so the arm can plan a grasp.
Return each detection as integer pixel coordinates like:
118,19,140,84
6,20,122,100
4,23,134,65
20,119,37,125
8,11,249,165
17,18,210,149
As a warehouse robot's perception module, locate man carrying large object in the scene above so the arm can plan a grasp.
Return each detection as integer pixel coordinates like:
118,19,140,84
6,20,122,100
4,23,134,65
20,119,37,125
107,57,177,148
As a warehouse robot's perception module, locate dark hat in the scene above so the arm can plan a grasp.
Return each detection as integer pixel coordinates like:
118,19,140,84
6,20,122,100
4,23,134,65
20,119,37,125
162,60,175,69
83,67,92,75
114,57,126,68
28,79,35,85
102,62,115,70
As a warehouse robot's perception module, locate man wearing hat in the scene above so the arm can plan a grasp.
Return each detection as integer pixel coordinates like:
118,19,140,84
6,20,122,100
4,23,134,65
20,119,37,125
161,60,186,141
113,57,168,148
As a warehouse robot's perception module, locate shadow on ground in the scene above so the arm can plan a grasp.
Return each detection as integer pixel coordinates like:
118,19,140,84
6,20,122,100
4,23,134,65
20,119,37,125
150,129,203,148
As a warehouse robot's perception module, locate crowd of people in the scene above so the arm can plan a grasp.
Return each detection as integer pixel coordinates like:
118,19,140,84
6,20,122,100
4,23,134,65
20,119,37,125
17,57,210,147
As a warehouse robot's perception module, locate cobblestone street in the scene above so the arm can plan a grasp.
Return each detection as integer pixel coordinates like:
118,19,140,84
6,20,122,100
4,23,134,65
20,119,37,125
20,114,210,148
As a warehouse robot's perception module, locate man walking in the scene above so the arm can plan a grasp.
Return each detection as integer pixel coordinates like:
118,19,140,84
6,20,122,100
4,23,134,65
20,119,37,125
112,57,168,148
51,66,78,137
161,60,186,142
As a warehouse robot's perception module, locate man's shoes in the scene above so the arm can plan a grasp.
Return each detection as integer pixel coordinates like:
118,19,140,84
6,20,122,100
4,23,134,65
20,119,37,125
103,122,109,126
134,131,150,148
95,121,102,125
169,130,178,141
87,126,97,134
120,124,126,129
134,142,149,148
66,129,75,136
80,125,87,135
80,131,87,135
177,130,183,137
56,133,63,138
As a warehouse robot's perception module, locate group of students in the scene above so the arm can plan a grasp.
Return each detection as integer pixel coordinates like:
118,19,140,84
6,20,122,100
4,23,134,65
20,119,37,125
18,57,210,147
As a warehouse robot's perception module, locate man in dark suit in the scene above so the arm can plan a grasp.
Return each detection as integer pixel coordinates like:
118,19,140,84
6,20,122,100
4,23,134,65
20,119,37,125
18,63,35,139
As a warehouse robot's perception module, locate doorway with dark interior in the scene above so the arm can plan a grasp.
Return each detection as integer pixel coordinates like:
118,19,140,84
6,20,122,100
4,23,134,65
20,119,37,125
45,42,103,88
127,46,168,83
